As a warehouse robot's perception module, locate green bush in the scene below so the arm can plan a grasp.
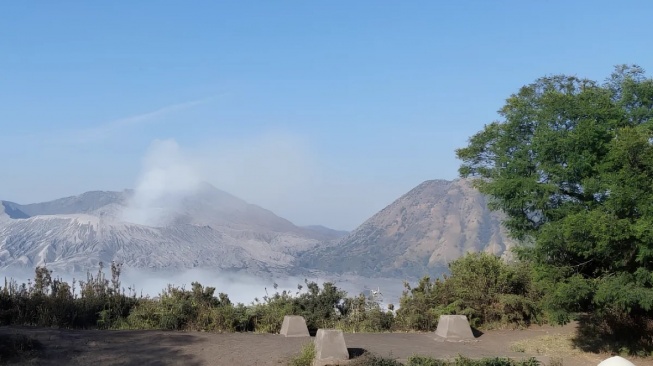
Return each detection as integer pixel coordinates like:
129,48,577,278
0,262,138,329
293,281,350,331
396,253,544,331
336,293,395,332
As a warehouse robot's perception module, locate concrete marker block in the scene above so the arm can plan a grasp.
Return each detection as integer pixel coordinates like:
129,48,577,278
313,329,349,366
434,315,475,340
280,315,310,337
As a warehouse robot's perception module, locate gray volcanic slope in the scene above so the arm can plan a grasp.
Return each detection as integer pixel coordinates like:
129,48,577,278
0,184,345,274
1,179,513,279
299,179,515,278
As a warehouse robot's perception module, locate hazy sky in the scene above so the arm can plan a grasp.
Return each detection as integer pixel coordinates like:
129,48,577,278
2,1,652,230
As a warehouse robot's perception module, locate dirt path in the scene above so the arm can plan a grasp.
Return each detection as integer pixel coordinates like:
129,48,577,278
0,324,649,366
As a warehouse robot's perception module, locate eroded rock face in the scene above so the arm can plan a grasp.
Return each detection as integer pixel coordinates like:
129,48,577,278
300,178,516,278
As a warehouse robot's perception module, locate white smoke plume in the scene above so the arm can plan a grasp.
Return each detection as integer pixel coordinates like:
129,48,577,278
116,132,401,231
120,139,202,226
119,134,320,228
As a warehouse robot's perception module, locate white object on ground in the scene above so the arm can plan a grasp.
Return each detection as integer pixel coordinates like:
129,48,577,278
597,356,636,366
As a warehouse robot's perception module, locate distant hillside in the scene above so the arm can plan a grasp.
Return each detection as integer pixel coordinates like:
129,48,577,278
0,201,30,219
301,225,349,241
2,179,512,279
299,179,515,278
8,191,128,217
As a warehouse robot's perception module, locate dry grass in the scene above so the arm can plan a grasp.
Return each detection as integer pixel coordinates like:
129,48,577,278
287,341,315,366
510,333,580,357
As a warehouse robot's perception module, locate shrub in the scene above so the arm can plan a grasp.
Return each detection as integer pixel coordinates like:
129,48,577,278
293,281,349,331
0,262,138,329
396,253,544,331
337,293,395,332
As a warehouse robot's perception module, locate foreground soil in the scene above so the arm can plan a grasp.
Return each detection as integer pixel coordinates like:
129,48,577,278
1,323,650,366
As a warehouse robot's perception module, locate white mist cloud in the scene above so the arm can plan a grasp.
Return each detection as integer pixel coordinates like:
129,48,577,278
1,265,406,309
195,133,318,211
121,139,203,226
190,133,404,231
1,266,405,308
120,133,324,226
119,268,310,304
118,131,402,230
118,269,405,308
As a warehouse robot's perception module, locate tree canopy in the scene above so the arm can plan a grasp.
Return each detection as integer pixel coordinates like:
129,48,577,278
456,65,653,323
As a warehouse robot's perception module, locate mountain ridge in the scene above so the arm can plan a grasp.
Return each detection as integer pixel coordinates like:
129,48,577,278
1,179,514,280
0,183,346,274
298,178,515,278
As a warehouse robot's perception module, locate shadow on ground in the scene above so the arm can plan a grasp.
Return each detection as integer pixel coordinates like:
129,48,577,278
572,314,653,356
348,347,367,358
471,327,484,338
0,326,205,366
0,333,44,364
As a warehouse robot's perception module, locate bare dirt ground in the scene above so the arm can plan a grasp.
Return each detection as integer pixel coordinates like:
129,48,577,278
1,322,650,366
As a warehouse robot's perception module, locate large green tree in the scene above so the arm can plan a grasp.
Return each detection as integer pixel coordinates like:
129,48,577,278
456,65,653,323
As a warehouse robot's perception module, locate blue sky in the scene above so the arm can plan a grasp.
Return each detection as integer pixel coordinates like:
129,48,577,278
2,1,652,230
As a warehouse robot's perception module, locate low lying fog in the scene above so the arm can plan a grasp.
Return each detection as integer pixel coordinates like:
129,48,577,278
2,267,406,308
